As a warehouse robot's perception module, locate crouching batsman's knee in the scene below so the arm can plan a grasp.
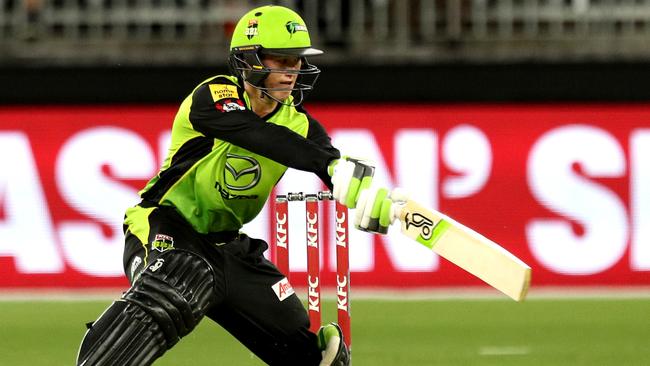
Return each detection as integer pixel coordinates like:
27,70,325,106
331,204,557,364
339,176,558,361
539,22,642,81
76,250,218,366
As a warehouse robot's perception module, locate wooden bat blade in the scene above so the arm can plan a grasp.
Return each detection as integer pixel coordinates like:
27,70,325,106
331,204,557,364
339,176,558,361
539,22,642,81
398,199,531,301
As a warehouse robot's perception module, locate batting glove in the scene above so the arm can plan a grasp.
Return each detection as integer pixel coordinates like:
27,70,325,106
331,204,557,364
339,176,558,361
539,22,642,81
354,186,394,234
328,156,375,208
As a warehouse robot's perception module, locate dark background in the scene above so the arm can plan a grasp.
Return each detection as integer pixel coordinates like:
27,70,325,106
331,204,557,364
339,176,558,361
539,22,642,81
4,62,649,104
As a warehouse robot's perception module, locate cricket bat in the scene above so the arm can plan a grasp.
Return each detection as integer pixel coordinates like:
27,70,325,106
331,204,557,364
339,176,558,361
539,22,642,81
393,197,531,301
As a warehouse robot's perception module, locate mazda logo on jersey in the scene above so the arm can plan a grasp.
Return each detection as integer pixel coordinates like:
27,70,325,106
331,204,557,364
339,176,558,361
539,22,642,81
224,153,261,191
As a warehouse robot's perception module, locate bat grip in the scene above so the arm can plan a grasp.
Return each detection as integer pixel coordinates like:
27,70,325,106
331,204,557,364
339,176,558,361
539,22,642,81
388,188,409,224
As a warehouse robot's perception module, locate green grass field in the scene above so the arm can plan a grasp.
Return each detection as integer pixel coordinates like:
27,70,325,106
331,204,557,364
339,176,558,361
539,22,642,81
1,296,649,365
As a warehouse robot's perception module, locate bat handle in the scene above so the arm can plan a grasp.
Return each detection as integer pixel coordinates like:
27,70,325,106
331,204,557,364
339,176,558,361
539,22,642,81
388,188,409,224
389,187,410,203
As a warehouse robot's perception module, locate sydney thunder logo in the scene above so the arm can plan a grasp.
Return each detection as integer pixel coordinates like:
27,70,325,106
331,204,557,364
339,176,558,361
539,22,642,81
285,21,307,36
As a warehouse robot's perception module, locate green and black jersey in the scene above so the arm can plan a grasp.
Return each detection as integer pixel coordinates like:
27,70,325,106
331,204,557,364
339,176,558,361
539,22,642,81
125,75,340,235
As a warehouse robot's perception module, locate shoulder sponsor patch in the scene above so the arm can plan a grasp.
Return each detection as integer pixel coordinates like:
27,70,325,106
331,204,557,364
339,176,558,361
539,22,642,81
272,277,295,302
209,84,239,102
216,98,246,113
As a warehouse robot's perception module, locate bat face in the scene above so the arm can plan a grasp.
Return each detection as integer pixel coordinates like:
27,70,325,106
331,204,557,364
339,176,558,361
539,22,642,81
397,199,531,301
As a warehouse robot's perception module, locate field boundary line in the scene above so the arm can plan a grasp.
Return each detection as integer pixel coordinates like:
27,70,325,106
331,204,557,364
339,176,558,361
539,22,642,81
0,288,124,301
2,286,650,302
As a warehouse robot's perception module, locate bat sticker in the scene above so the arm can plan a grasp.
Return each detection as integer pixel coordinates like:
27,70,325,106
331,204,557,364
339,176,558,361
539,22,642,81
404,212,434,240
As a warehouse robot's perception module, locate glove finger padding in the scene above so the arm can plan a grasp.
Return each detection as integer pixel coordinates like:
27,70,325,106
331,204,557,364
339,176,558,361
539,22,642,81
329,157,375,208
354,187,392,235
331,160,355,206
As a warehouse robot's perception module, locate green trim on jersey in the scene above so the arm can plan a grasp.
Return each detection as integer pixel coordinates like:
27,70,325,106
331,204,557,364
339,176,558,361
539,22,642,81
139,76,223,196
124,206,155,245
133,75,309,234
123,205,155,266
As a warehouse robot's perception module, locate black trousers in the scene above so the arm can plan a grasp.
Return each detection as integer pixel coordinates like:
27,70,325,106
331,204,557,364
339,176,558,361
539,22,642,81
122,205,321,365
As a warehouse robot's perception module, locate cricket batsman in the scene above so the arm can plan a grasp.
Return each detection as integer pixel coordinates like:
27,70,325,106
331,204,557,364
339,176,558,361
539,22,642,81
76,5,396,366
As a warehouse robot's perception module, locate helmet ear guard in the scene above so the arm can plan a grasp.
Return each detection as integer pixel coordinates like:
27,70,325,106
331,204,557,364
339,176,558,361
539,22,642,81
228,46,269,88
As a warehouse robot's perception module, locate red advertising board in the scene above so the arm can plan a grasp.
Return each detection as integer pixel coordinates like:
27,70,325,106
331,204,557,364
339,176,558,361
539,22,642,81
0,104,649,289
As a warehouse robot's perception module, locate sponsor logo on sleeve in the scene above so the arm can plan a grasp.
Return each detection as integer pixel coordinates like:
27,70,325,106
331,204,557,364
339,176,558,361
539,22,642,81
209,84,239,102
272,277,295,302
215,98,246,113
